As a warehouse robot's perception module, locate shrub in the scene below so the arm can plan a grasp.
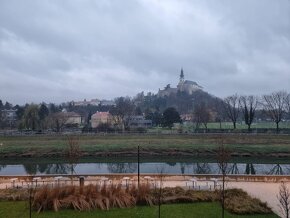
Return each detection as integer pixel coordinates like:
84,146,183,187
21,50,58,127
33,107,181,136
31,186,272,215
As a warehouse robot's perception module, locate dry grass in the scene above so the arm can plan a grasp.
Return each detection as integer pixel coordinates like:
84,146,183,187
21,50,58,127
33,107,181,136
31,186,272,215
32,184,153,212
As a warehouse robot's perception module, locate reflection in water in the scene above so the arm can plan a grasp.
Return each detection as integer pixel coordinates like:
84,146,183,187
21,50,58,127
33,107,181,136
166,162,177,166
23,163,70,175
229,163,239,174
38,163,49,174
268,164,283,175
245,164,256,175
107,163,137,173
180,163,186,174
0,165,6,171
45,164,70,174
23,164,38,175
193,163,211,174
228,163,239,174
2,162,290,176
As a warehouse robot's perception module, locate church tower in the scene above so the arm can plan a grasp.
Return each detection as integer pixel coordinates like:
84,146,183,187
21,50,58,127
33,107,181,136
180,68,185,83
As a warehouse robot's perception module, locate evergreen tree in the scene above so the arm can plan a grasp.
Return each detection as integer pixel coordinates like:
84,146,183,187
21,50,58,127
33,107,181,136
39,103,49,120
162,107,181,128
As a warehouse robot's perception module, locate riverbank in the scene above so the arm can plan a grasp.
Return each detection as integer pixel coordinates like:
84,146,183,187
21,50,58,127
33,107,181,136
0,134,290,158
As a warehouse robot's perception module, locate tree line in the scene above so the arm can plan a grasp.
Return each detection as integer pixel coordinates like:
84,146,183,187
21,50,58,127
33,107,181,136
0,90,290,132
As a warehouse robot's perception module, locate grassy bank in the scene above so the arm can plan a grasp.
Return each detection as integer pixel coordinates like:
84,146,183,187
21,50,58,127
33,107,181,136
0,134,290,158
0,201,278,218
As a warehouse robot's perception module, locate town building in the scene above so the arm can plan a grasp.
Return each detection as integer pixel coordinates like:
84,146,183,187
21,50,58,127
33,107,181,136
72,98,101,106
54,112,84,126
91,112,113,128
127,115,152,128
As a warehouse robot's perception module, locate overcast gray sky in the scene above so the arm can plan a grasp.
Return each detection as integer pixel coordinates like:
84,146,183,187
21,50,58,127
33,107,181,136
0,0,290,104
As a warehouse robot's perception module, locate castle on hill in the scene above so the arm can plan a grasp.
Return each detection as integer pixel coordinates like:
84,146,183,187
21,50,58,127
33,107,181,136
157,69,203,97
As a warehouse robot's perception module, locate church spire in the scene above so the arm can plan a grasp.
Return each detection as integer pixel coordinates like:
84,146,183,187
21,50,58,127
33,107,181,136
180,68,184,82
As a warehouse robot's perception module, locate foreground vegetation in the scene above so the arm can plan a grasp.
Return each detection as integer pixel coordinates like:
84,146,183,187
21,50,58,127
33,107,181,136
0,186,276,217
1,134,290,158
0,201,278,218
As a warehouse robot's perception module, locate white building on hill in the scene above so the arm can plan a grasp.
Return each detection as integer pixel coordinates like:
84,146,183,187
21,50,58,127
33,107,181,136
158,69,202,97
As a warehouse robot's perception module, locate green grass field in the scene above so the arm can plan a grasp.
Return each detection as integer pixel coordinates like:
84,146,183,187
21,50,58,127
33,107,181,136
0,201,278,218
0,134,290,158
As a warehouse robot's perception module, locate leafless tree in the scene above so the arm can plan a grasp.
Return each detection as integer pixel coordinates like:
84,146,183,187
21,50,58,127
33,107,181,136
277,182,290,218
156,166,166,218
192,101,211,132
240,95,258,132
262,91,288,132
223,94,240,129
286,93,290,114
217,138,231,218
110,97,135,132
64,136,81,185
47,112,69,132
214,98,226,130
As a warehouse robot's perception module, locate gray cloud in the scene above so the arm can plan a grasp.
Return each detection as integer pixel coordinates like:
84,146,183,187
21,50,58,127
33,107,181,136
0,0,289,104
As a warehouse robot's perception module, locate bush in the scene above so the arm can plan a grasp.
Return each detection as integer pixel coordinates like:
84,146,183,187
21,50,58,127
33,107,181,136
29,186,273,215
224,189,272,215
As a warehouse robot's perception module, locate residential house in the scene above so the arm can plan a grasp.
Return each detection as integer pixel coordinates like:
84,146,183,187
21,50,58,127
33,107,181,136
91,112,113,128
127,115,152,128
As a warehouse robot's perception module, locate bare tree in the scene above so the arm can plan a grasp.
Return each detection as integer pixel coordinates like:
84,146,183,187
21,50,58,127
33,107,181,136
214,98,226,130
277,182,290,218
110,97,135,132
48,112,69,132
193,101,211,132
286,94,290,114
217,139,231,218
240,95,258,132
262,91,288,133
156,166,166,218
223,94,240,129
65,136,81,185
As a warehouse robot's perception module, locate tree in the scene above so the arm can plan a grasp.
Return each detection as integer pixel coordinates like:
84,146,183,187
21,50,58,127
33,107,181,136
65,136,81,185
14,105,25,120
38,103,49,130
286,94,290,114
262,91,288,133
0,100,3,109
156,166,166,218
145,108,162,126
110,97,135,131
87,111,92,125
48,103,60,114
47,112,68,132
0,109,3,129
38,103,49,121
23,104,40,131
223,94,240,129
192,101,211,131
134,106,143,115
214,98,227,130
217,139,231,218
277,182,290,218
240,95,258,132
162,107,181,128
4,101,12,109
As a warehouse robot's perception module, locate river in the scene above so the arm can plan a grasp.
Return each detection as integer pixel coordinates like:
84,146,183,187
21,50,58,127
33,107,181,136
0,157,289,175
